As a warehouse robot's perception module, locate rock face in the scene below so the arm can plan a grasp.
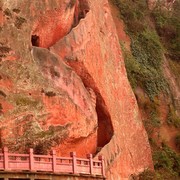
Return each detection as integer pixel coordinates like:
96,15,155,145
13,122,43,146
0,0,153,179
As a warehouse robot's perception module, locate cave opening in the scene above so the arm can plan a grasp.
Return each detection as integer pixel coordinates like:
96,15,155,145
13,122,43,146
67,62,114,151
96,95,114,148
31,35,39,47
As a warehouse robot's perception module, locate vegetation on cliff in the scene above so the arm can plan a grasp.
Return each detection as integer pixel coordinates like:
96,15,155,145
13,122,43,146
111,0,180,178
152,1,179,61
112,0,168,99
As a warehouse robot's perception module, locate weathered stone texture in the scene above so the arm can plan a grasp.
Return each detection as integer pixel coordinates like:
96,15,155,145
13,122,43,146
0,0,153,179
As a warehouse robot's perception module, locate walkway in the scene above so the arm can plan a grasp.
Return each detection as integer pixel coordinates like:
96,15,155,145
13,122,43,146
0,147,105,179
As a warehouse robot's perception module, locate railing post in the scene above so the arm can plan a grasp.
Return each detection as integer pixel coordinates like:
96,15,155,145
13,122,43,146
98,155,105,177
87,154,93,175
70,152,77,174
29,148,35,171
51,150,57,172
3,147,9,170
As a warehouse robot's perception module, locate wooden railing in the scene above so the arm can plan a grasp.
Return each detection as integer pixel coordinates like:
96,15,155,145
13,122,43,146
0,147,105,177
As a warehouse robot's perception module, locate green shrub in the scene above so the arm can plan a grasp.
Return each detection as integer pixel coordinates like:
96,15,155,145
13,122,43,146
153,144,180,177
167,105,180,128
150,111,161,127
153,150,173,169
130,30,168,99
142,101,161,138
138,169,155,180
122,49,140,89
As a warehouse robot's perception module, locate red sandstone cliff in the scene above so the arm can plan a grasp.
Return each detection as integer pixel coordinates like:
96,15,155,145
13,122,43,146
0,0,153,179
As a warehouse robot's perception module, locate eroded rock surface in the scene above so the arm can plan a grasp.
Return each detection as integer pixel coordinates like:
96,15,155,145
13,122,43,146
0,0,153,179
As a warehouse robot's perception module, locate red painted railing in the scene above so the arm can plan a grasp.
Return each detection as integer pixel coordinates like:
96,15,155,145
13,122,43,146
0,147,105,177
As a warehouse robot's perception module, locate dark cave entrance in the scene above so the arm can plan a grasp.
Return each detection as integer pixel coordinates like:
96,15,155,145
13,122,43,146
31,35,40,47
66,62,114,152
96,95,114,148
